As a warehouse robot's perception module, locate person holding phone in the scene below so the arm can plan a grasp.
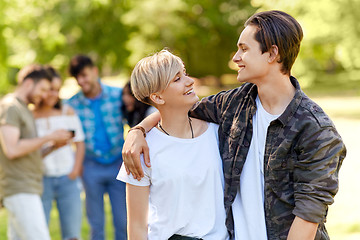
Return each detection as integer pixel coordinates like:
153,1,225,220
0,65,73,240
33,66,85,240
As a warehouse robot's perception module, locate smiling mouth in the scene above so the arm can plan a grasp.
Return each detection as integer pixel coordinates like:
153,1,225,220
237,65,245,73
184,89,194,95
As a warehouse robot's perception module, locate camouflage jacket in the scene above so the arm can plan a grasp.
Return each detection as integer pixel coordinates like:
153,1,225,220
190,76,346,240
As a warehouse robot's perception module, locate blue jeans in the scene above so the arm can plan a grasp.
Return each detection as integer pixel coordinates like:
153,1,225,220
82,158,127,240
42,175,82,240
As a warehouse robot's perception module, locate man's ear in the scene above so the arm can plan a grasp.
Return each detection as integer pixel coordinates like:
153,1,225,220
268,45,280,63
150,93,165,105
93,66,99,76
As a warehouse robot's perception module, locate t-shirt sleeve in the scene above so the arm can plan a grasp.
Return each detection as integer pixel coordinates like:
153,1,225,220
116,155,151,186
189,87,243,124
145,106,158,117
0,105,21,129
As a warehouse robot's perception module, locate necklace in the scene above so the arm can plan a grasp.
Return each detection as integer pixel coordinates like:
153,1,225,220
158,117,194,138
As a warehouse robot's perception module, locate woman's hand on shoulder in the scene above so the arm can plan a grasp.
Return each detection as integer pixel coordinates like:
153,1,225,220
122,129,150,180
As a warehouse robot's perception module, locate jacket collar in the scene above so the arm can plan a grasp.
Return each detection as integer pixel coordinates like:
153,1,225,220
277,76,303,126
247,76,303,127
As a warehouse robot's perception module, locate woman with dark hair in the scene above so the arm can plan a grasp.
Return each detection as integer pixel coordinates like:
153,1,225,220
121,82,157,127
33,66,85,240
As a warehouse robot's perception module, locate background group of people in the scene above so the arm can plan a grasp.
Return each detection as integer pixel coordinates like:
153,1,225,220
0,55,153,240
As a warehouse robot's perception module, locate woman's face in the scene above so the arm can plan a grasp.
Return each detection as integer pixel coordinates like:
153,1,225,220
160,67,199,109
42,77,61,108
122,86,136,112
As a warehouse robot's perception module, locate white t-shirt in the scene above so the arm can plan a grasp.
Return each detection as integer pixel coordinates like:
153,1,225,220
232,96,280,240
35,109,85,177
117,123,229,240
145,106,158,117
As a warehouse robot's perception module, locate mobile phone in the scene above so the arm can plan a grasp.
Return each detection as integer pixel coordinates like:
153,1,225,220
68,130,75,137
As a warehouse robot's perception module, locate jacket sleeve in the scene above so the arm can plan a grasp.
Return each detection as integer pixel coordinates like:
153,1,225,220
293,125,346,223
189,87,244,124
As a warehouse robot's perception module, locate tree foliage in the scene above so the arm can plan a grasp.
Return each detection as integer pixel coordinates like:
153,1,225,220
0,0,256,89
0,0,359,93
123,0,256,83
2,0,129,75
253,0,360,87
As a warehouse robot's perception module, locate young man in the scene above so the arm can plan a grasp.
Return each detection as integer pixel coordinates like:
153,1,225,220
0,66,73,240
122,10,346,240
67,55,127,240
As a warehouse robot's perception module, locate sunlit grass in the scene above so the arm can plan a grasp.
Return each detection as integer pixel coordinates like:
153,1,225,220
0,207,8,238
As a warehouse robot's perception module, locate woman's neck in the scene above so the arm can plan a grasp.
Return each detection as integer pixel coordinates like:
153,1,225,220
157,108,193,139
33,105,60,118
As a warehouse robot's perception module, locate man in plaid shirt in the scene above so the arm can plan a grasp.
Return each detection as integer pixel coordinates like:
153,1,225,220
67,55,126,240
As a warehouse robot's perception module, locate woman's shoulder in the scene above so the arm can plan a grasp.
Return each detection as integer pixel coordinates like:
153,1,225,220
145,106,158,116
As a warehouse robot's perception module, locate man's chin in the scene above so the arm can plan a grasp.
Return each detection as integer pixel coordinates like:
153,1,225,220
81,86,91,94
237,77,246,84
237,74,252,84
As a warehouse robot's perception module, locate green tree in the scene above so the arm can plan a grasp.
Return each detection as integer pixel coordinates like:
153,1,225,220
1,0,258,90
253,0,360,88
2,0,130,78
0,0,11,96
123,0,256,85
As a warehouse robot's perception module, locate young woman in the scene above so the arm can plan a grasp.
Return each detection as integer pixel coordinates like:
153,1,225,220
117,50,229,240
33,66,85,240
121,81,157,127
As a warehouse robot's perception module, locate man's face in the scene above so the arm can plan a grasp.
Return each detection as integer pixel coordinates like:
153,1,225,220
75,66,98,95
28,79,51,105
232,25,270,84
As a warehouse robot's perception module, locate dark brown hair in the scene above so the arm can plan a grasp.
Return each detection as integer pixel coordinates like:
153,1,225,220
45,65,61,79
17,64,52,84
45,66,62,110
245,10,303,75
69,55,94,78
121,82,152,127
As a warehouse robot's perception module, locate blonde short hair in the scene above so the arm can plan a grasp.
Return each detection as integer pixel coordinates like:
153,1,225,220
130,50,184,105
